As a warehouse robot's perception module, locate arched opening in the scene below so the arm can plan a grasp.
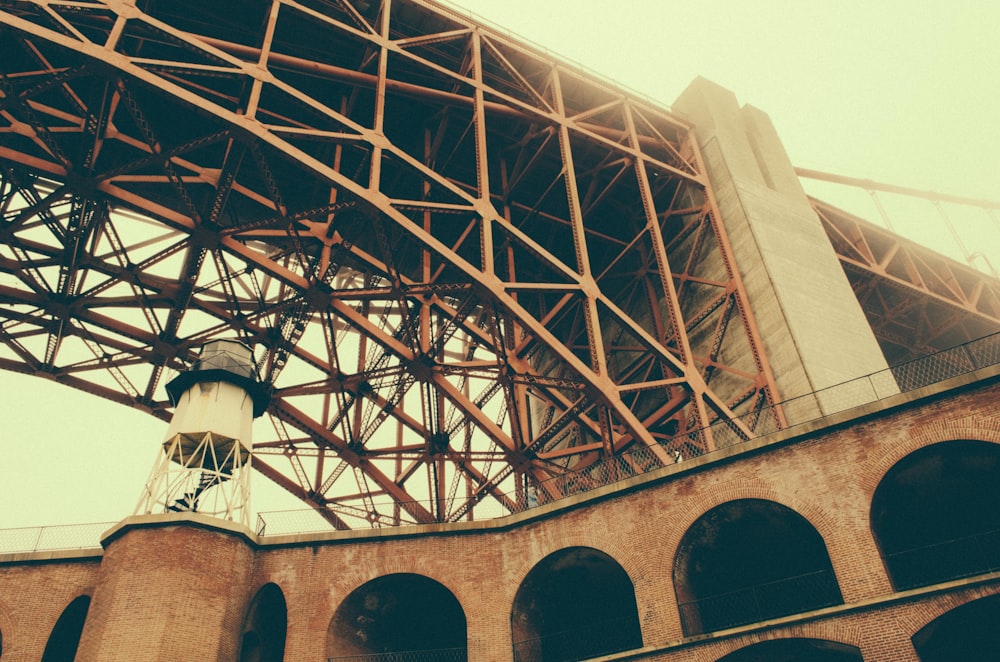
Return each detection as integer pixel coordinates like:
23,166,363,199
238,583,287,662
510,547,642,662
327,573,466,661
674,499,842,634
716,638,863,661
872,440,1000,590
912,593,1000,661
41,595,90,662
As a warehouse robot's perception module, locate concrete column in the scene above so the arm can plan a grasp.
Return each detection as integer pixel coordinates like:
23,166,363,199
674,78,892,415
75,515,255,661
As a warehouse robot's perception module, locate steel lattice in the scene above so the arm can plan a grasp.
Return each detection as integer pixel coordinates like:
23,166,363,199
814,199,1000,364
0,0,783,528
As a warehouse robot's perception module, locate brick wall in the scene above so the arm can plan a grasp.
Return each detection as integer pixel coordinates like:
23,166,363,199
3,377,1000,661
75,522,255,661
0,557,99,660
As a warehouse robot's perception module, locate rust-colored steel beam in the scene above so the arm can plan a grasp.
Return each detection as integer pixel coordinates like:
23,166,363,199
797,168,1000,209
0,0,781,527
814,199,1000,363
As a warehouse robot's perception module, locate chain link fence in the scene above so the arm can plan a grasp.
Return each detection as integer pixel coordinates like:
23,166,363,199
886,529,1000,591
0,522,114,555
677,569,842,635
511,615,641,662
7,334,1000,546
256,332,1000,535
327,647,467,662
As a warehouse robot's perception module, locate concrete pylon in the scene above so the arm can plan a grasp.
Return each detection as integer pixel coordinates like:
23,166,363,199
674,78,894,415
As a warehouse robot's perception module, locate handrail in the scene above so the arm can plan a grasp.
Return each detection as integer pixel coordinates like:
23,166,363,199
5,331,1000,547
0,521,115,555
255,331,1000,534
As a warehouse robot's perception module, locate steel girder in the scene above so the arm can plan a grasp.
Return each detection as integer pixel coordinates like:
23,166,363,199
0,0,781,528
815,199,1000,364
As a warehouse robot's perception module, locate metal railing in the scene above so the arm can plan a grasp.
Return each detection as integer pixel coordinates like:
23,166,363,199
328,647,467,662
0,521,114,555
886,529,1000,591
511,615,642,662
5,332,1000,547
257,332,1000,535
677,569,842,635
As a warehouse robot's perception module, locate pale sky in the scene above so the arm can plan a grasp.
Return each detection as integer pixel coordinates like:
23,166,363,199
2,0,999,530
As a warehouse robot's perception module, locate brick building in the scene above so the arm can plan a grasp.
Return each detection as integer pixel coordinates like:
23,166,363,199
2,1,1000,660
3,349,1000,661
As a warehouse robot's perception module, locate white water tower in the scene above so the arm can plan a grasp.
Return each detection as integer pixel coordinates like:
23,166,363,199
136,339,268,527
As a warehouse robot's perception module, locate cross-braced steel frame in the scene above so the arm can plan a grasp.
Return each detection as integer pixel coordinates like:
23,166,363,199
0,0,783,528
801,170,1000,365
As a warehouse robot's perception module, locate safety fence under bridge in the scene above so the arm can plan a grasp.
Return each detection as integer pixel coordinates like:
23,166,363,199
256,331,1000,535
3,332,1000,550
0,521,114,555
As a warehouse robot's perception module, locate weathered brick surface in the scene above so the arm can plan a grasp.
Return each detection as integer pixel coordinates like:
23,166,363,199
75,523,255,661
3,379,1000,661
0,558,99,660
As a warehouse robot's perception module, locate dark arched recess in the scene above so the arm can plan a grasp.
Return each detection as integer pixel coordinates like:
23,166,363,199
511,546,642,662
871,440,1000,590
674,499,842,634
239,583,287,662
912,593,1000,661
41,595,90,662
327,573,466,660
716,638,863,662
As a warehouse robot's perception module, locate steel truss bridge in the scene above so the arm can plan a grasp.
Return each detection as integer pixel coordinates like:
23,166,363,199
1,0,998,529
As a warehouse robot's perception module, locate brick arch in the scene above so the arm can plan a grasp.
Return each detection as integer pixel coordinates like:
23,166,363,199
41,593,92,662
671,496,845,635
626,483,759,625
297,542,483,652
654,482,837,572
243,578,286,608
711,620,866,657
329,553,471,613
859,417,1000,499
896,584,1000,637
868,433,1000,591
500,526,651,648
827,418,1000,600
642,483,852,637
244,576,299,651
508,543,644,661
49,590,93,627
712,635,864,661
504,528,643,596
243,580,286,603
325,571,467,659
238,582,287,662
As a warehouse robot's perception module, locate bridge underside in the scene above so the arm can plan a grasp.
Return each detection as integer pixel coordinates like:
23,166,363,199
816,200,1000,365
2,0,996,529
0,0,787,528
